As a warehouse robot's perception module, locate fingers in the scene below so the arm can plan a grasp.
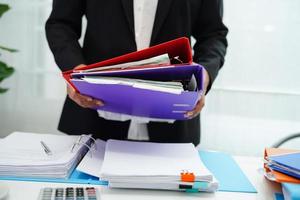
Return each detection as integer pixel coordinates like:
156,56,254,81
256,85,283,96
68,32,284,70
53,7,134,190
67,84,104,108
67,64,104,108
74,64,86,70
184,97,205,119
73,93,104,108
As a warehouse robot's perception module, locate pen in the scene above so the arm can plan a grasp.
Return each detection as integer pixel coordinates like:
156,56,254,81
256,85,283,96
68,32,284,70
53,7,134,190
40,141,52,156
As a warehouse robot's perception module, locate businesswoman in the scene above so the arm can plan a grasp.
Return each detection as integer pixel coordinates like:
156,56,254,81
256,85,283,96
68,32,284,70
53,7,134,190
45,0,228,145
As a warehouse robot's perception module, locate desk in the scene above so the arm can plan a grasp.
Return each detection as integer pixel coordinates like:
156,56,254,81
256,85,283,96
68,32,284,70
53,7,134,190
0,156,281,200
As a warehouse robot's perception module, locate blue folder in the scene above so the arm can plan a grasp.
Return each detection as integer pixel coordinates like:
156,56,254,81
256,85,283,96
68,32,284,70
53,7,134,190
274,193,285,200
269,152,300,179
0,150,255,193
0,170,107,185
199,150,257,193
282,183,300,200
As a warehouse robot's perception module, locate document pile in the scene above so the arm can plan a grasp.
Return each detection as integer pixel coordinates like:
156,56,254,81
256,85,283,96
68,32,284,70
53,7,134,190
264,148,300,184
0,132,92,179
264,148,300,200
78,139,219,192
63,37,204,120
0,132,218,192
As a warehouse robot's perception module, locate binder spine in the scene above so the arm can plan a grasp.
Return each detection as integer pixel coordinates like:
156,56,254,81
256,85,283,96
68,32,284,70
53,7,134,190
70,135,97,157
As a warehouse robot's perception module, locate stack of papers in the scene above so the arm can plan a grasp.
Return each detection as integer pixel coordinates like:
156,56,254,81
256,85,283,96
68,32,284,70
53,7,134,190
264,148,300,200
77,140,218,192
0,132,92,179
82,76,184,94
267,151,300,179
264,148,300,184
73,53,186,95
82,54,171,72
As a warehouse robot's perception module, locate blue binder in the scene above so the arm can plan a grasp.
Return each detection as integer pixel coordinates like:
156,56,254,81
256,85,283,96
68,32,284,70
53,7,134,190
282,183,300,200
0,169,107,185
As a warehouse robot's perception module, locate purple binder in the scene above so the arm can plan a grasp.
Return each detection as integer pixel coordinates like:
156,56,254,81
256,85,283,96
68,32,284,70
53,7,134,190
71,64,204,120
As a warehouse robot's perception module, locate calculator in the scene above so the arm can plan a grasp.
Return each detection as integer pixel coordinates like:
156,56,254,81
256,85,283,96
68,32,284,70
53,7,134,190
38,187,100,200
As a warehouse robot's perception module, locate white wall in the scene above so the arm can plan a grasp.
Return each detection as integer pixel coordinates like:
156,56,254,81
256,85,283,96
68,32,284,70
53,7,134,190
199,0,300,155
0,0,65,135
0,0,299,156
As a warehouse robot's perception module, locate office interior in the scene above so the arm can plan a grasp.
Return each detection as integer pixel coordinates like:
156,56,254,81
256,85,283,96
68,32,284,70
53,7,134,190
0,0,299,157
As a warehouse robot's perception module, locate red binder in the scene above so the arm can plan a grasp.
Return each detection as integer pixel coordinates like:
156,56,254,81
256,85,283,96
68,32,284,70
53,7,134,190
62,37,193,92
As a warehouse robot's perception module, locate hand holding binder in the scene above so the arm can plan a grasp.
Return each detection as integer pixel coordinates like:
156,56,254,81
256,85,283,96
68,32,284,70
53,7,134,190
185,68,210,118
63,37,205,120
66,65,104,109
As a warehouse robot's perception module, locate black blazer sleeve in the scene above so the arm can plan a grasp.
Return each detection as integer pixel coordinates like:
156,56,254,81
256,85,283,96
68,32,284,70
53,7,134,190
192,0,228,93
45,0,86,71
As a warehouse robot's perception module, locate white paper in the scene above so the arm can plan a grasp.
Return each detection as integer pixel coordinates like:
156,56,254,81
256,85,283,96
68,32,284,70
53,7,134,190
0,132,92,178
76,139,106,178
100,140,213,181
82,76,183,94
82,54,170,72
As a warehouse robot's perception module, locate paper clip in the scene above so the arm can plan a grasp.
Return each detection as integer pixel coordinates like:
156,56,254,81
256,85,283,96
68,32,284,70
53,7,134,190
181,171,195,182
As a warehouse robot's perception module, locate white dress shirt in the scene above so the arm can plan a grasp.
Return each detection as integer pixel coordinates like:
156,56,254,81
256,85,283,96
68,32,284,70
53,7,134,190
127,0,159,140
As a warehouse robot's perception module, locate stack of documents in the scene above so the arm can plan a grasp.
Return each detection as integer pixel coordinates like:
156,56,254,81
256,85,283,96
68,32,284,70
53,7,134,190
264,148,300,200
82,76,184,94
268,152,300,179
77,139,218,192
82,54,171,72
264,148,300,184
63,37,204,120
0,132,92,179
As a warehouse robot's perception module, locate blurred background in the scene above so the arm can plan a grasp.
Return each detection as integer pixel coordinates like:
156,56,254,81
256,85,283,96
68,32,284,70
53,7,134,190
0,0,299,156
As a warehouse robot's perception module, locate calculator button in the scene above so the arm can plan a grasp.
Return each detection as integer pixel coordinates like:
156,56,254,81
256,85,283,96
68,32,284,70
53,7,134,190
40,188,53,200
55,188,64,200
76,187,85,200
66,187,74,199
86,187,97,200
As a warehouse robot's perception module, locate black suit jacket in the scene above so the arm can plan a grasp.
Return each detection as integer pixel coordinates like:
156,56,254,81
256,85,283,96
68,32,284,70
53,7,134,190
45,0,228,146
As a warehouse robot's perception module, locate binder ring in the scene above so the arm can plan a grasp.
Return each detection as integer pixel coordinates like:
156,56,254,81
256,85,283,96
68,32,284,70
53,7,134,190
71,141,93,158
71,135,97,150
81,135,97,150
70,135,97,157
77,135,97,151
70,135,84,152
